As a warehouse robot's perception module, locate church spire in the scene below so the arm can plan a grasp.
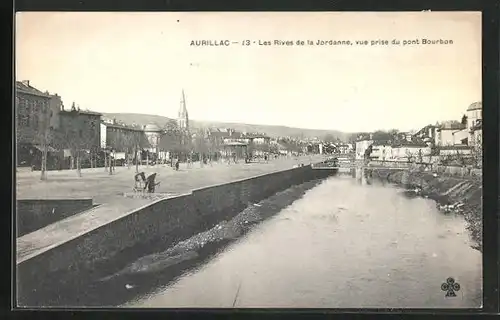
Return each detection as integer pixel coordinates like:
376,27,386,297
178,89,189,131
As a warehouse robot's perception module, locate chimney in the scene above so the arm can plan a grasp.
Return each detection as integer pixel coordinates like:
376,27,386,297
22,80,30,86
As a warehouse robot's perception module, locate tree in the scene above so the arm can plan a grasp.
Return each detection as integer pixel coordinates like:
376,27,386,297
57,106,86,177
387,129,399,138
372,130,392,141
323,134,336,143
159,120,185,162
192,129,209,166
417,149,423,163
364,145,373,159
405,149,415,163
130,131,149,173
461,114,468,126
471,134,482,168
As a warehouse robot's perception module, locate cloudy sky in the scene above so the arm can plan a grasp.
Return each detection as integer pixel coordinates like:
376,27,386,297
16,12,481,132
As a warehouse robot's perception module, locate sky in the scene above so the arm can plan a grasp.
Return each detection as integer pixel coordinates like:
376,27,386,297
16,12,481,133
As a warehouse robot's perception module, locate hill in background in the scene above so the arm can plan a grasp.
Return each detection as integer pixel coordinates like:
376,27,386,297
102,113,349,141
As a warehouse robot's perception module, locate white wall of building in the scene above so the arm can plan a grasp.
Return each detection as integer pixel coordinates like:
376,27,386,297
355,140,373,160
100,123,107,149
437,129,454,146
370,145,393,160
439,147,472,156
391,146,431,161
467,108,482,131
452,129,469,145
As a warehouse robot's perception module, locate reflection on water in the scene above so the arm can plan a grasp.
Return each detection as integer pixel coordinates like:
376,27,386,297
126,176,482,309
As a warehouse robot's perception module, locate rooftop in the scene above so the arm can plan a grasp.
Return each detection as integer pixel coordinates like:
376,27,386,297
438,121,466,131
60,109,102,116
467,101,482,111
372,140,392,146
143,123,162,132
16,81,51,98
103,121,144,131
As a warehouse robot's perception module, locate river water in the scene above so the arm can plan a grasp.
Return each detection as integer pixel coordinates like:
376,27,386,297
125,174,482,309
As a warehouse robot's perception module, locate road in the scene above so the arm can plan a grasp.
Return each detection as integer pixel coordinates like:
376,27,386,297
16,155,325,205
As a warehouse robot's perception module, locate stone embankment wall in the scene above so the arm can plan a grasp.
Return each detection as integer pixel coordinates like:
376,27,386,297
368,160,482,177
17,199,94,237
368,168,482,252
17,165,334,306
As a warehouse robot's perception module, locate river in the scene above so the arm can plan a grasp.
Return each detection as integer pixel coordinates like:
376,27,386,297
124,174,482,309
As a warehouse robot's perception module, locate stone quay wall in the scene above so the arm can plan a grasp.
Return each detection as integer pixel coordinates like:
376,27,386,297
17,199,94,237
17,165,334,306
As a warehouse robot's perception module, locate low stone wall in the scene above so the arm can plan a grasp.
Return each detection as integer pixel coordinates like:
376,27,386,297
17,165,334,306
17,199,94,237
368,160,482,177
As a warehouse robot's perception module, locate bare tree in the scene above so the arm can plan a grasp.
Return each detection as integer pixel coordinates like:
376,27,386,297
192,128,209,167
159,120,183,163
56,107,86,177
405,149,415,163
127,131,149,173
471,134,482,168
417,149,423,163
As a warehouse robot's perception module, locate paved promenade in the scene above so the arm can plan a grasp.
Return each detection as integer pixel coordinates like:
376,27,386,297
16,155,325,263
17,155,324,204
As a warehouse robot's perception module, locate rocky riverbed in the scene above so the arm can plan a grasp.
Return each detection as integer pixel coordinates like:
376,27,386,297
368,168,482,252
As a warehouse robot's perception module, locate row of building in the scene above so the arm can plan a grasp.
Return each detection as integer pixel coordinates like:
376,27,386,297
354,101,483,164
15,81,280,169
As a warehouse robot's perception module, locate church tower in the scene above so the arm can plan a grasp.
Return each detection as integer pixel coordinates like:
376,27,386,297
178,89,189,132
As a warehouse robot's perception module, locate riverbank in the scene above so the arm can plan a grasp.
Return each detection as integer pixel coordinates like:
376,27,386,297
21,178,324,307
368,168,482,252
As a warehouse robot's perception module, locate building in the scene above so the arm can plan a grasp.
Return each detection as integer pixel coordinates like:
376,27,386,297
452,128,469,146
58,104,102,151
466,102,482,146
337,143,353,154
143,123,163,156
390,141,431,162
244,133,271,145
101,118,146,154
414,124,439,146
466,102,482,131
370,141,393,161
436,121,466,146
469,119,482,148
355,139,374,160
57,104,102,168
15,80,58,167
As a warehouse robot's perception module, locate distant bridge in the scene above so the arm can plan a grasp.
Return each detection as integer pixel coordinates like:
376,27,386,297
312,160,413,171
312,165,409,171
